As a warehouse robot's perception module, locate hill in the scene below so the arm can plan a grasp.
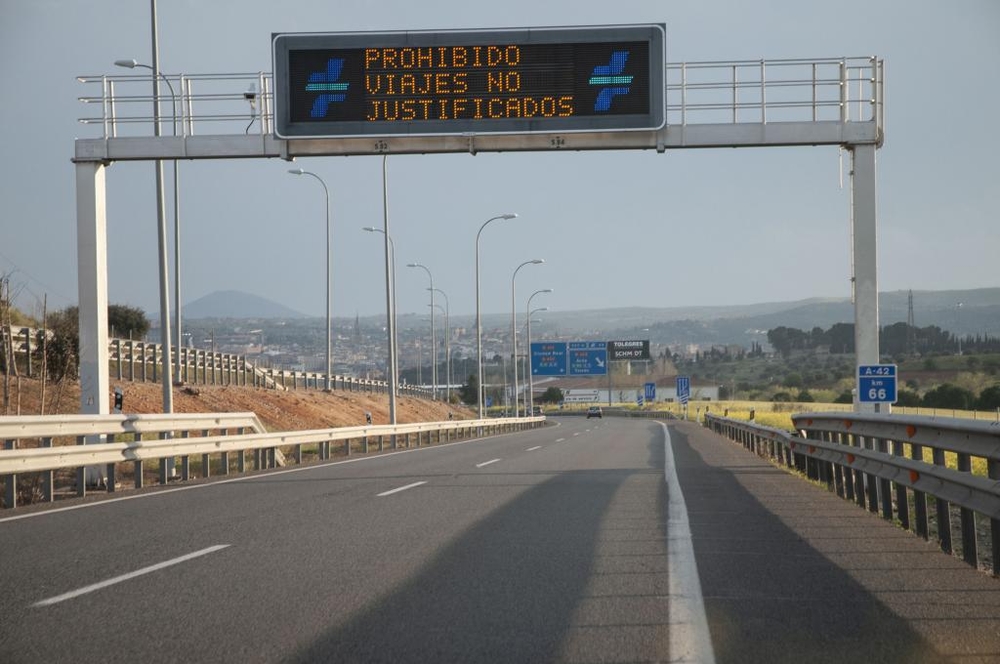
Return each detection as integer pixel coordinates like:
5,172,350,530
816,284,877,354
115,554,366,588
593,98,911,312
182,290,306,320
5,378,472,430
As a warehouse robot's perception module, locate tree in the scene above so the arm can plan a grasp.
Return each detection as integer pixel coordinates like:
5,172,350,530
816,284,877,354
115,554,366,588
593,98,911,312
977,385,1000,410
46,306,79,382
458,373,479,405
108,304,150,339
796,390,815,402
922,383,975,410
895,389,922,407
539,386,564,404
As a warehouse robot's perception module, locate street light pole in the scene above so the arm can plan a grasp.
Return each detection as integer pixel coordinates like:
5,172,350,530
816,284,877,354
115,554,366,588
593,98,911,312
526,288,553,414
115,58,183,385
429,287,450,403
288,168,332,391
363,225,398,410
407,263,436,399
476,213,517,418
511,259,544,417
381,156,397,424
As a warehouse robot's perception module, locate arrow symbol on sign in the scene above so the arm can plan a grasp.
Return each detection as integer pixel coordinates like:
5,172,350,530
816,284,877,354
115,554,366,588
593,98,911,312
596,357,605,368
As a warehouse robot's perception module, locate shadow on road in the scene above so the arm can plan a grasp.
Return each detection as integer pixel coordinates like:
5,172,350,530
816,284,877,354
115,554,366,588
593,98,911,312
285,467,635,663
668,423,981,663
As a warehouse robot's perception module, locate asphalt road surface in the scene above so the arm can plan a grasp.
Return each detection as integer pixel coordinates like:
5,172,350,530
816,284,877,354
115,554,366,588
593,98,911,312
1,417,998,663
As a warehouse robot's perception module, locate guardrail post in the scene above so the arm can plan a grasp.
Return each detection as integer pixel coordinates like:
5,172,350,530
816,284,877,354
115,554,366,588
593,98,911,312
989,457,1000,577
876,438,893,521
105,436,116,494
180,431,191,481
910,442,928,539
42,437,54,502
3,439,16,509
865,438,879,513
932,448,952,554
957,452,978,566
158,432,170,485
133,432,144,489
76,435,87,498
201,428,211,479
295,444,302,464
237,449,246,473
345,438,351,456
115,339,123,380
892,439,909,531
848,433,865,508
152,344,158,383
254,448,263,470
128,340,135,381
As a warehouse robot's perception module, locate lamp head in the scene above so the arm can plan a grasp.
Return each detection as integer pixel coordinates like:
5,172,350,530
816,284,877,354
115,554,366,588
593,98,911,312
531,259,545,265
114,59,139,69
362,226,378,232
287,168,305,175
502,213,518,220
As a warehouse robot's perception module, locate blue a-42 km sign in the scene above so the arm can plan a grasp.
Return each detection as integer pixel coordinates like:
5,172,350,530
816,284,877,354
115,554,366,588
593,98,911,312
858,364,897,404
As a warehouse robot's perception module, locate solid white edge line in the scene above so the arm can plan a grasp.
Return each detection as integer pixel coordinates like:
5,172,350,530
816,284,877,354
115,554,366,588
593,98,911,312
376,481,426,497
526,446,541,452
475,458,501,468
33,544,230,607
0,426,526,525
660,423,716,664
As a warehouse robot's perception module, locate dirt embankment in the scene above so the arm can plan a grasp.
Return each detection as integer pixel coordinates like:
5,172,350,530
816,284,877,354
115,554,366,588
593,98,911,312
1,377,474,431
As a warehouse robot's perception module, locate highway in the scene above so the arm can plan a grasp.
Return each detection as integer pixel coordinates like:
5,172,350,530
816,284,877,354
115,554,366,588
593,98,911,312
1,417,998,663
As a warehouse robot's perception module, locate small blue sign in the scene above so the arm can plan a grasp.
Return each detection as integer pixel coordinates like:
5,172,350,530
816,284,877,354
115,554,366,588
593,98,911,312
858,364,897,403
568,341,608,376
531,342,567,376
644,382,656,401
637,394,644,406
676,376,690,405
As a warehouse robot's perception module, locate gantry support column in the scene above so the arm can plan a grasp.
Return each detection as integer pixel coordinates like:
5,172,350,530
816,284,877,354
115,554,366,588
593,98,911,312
850,144,879,414
76,161,110,418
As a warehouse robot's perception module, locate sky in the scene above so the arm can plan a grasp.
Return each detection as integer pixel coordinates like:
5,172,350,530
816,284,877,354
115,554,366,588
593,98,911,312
1,0,998,323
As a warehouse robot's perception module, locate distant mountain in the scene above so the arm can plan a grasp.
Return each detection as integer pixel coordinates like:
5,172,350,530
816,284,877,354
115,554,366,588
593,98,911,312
182,290,306,320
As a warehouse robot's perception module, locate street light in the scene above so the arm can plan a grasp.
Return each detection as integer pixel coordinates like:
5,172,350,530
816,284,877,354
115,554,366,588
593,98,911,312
114,57,177,409
363,226,398,404
429,302,448,399
476,213,517,418
511,259,544,417
288,168,332,391
526,288,553,414
407,263,436,399
429,287,450,403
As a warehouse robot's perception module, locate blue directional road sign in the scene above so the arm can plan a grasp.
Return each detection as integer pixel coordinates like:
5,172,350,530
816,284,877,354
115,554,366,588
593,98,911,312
858,364,897,404
676,376,690,405
644,382,656,401
531,342,567,376
568,341,608,376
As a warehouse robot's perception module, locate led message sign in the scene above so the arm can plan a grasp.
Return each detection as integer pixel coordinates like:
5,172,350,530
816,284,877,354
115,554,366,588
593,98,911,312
272,25,665,138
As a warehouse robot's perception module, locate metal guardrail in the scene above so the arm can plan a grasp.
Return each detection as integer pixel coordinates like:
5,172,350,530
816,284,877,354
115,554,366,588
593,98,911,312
704,412,1000,575
1,324,429,398
0,414,545,510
